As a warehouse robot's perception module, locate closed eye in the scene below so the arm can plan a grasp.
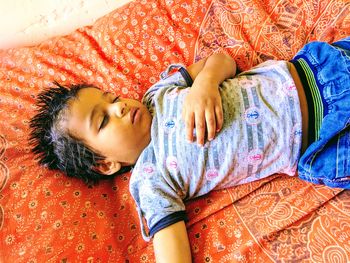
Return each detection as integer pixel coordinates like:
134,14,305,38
99,115,109,130
98,95,120,131
112,95,120,103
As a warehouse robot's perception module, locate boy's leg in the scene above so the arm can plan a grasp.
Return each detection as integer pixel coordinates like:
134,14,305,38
291,38,350,189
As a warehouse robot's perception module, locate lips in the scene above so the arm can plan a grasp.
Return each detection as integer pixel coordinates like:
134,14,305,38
130,107,139,124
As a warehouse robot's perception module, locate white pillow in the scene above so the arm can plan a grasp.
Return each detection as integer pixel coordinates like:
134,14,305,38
0,0,132,49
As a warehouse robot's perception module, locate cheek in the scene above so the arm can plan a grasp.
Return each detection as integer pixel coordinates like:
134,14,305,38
88,130,119,156
99,119,140,152
103,125,130,148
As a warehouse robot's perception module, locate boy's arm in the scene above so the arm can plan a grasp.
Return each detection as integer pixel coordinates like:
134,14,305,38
153,221,192,263
183,52,236,145
186,52,236,86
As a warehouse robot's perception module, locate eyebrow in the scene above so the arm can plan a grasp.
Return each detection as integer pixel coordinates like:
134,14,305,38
89,91,109,129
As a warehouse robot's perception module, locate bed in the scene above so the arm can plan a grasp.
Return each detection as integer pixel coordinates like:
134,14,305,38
1,0,349,262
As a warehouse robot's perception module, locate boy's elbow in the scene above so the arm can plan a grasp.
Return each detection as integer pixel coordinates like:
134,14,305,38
210,52,236,78
221,52,236,77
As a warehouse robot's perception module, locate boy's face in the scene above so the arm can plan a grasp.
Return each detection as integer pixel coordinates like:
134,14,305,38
64,87,152,175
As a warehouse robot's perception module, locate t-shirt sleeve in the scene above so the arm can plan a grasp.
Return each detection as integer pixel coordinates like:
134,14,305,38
142,64,193,111
129,147,187,241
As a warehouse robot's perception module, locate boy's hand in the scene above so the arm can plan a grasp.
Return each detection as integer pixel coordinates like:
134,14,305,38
182,52,236,146
182,77,223,146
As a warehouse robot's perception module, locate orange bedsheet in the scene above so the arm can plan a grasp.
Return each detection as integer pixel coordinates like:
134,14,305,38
0,0,349,262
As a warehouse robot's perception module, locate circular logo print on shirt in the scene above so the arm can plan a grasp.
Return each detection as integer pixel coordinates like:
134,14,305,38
290,124,302,146
282,82,298,97
166,156,179,174
141,162,156,176
206,169,219,181
244,107,262,125
163,118,176,133
247,149,264,166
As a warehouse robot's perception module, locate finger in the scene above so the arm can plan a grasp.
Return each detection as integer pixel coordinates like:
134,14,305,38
215,103,224,132
185,111,195,142
195,111,206,146
205,108,216,141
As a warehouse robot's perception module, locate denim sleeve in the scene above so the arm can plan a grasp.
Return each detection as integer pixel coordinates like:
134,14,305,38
142,64,193,111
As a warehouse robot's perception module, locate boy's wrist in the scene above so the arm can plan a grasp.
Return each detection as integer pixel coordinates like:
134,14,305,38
193,72,221,89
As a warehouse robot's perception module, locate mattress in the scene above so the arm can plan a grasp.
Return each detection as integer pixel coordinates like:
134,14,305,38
0,0,349,261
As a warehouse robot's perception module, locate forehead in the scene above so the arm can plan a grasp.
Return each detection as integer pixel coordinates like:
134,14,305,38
64,87,102,136
68,87,101,112
76,87,102,102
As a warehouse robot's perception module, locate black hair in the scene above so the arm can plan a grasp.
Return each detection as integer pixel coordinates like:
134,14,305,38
29,82,132,184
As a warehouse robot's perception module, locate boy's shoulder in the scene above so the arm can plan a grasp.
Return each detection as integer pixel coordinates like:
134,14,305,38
131,142,157,176
142,65,193,103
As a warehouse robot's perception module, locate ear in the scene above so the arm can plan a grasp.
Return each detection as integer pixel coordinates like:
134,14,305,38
93,159,122,176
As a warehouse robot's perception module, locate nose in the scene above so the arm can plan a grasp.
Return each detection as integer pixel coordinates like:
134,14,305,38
109,101,128,118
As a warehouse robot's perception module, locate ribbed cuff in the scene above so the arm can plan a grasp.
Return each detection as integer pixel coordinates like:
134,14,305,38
149,211,188,237
179,67,193,86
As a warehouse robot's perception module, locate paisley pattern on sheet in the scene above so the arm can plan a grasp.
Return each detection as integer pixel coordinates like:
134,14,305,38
0,0,349,262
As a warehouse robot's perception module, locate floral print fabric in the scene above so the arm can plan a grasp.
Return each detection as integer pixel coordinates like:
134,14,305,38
0,0,349,262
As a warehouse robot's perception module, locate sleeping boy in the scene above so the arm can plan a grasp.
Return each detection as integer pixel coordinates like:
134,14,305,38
29,37,350,263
